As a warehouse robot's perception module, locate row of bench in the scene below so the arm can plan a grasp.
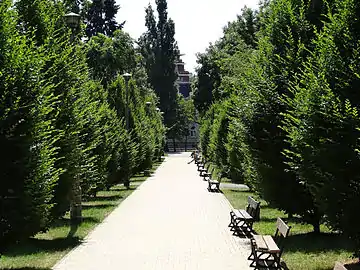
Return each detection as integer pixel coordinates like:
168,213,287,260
192,152,291,269
193,153,222,192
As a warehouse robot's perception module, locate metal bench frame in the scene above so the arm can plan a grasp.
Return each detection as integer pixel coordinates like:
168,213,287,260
204,171,223,192
248,217,291,269
197,157,208,177
229,196,260,235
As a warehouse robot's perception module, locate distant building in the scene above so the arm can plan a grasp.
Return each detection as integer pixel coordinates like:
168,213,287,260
167,55,199,151
175,57,191,98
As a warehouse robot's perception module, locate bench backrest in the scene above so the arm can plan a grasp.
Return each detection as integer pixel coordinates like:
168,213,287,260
276,217,290,237
217,172,224,182
274,217,291,255
246,196,260,220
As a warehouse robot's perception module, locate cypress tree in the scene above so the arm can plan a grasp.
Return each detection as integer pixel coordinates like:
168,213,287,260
0,0,61,245
85,0,123,38
139,0,179,133
283,0,360,257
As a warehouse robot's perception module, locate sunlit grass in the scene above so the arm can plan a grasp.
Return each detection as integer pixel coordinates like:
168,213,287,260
223,189,356,270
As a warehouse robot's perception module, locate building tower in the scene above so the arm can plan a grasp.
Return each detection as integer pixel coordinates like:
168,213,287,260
170,54,199,150
175,54,191,98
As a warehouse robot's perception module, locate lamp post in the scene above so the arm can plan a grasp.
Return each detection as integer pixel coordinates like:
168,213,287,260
145,102,151,114
64,12,82,225
64,12,80,41
122,73,132,131
122,73,132,189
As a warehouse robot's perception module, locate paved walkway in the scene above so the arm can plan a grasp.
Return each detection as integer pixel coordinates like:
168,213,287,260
53,152,252,270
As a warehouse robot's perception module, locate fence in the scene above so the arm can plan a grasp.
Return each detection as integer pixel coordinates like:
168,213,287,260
165,140,199,152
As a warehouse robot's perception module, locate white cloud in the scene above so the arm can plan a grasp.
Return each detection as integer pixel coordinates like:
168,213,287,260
116,0,259,73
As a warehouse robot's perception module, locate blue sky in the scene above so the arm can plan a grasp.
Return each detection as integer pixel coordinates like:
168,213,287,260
116,0,259,73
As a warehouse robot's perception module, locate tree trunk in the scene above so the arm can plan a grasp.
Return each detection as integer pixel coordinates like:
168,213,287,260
124,171,130,189
313,222,320,234
124,179,130,189
185,135,188,152
70,178,82,224
172,138,176,152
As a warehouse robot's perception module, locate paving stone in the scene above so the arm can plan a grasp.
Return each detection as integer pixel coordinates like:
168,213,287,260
53,152,252,270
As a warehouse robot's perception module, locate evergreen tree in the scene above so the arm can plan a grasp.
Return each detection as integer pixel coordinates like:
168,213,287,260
193,7,259,115
0,0,61,245
283,0,360,256
15,0,62,45
86,30,137,87
64,0,83,13
85,0,123,38
139,0,179,134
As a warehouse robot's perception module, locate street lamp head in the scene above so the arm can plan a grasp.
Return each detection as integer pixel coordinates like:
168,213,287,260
122,72,132,82
64,12,81,29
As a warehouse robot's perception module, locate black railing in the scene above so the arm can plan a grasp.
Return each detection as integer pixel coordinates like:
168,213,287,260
165,140,199,152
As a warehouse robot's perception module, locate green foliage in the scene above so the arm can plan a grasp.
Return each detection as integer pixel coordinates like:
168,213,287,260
85,0,123,38
282,0,360,256
197,0,360,257
0,0,165,251
107,76,165,177
0,1,61,245
139,0,179,134
206,101,230,175
15,0,63,45
199,104,217,160
193,6,260,115
86,30,136,87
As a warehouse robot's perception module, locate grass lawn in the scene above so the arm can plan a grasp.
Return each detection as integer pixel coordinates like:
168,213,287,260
0,160,164,270
223,189,357,270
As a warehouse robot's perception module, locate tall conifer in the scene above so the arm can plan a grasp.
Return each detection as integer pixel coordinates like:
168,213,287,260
139,0,179,133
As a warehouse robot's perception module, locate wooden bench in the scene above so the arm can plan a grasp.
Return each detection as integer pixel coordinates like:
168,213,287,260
201,166,214,181
248,217,291,269
197,157,208,177
229,196,260,235
197,156,205,169
204,171,223,192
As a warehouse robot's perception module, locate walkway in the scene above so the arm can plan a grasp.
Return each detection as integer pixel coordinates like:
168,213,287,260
53,152,252,270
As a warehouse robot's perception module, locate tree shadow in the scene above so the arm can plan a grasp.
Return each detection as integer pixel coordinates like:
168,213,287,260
50,217,70,228
50,216,100,228
110,186,127,191
81,203,116,210
81,216,101,224
86,194,123,202
129,178,146,183
257,217,278,223
4,237,81,258
228,189,252,194
285,232,354,254
258,204,275,210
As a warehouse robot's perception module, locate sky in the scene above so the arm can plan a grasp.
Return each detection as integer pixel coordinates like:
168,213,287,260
116,0,259,73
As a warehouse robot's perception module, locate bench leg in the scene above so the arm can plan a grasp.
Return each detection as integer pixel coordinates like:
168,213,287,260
252,252,279,269
248,238,256,264
229,211,235,228
216,183,220,191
